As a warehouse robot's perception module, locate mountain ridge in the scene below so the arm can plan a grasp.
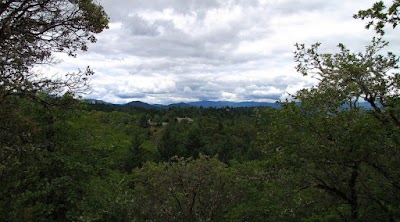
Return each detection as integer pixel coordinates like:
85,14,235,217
86,99,281,109
86,99,374,110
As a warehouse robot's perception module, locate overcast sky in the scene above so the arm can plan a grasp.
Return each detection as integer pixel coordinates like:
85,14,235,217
50,0,398,105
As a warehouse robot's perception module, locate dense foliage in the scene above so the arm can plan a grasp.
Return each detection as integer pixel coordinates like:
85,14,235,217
1,0,399,221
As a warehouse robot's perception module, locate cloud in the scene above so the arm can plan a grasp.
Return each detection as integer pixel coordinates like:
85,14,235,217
123,15,161,36
48,0,398,104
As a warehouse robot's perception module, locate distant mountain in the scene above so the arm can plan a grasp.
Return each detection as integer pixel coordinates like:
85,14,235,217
185,101,281,108
168,102,192,108
85,99,374,110
152,104,168,108
85,99,282,109
118,101,156,109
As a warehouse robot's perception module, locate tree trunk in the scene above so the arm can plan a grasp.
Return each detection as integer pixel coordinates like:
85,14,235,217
349,163,359,221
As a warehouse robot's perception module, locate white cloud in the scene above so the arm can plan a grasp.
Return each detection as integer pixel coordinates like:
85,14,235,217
47,0,398,104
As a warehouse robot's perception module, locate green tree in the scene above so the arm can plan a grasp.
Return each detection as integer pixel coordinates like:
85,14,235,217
131,155,237,222
260,101,400,221
0,0,109,220
226,160,299,221
295,37,400,128
271,4,400,218
51,109,133,221
0,0,108,99
249,2,400,219
355,0,400,35
158,122,188,160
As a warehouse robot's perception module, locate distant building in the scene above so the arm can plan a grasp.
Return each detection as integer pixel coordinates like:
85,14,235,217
147,119,157,126
148,119,169,126
175,117,194,123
